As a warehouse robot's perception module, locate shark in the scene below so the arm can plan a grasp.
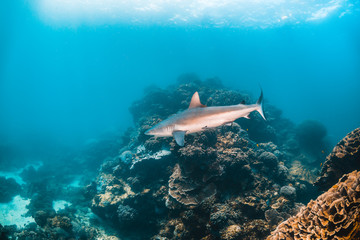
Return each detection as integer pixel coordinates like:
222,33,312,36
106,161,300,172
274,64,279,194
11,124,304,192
145,90,266,146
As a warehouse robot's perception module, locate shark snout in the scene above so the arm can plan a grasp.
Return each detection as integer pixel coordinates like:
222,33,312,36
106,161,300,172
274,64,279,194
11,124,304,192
145,129,153,135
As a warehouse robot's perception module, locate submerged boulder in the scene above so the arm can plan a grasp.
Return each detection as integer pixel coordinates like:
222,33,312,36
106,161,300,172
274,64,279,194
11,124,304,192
295,120,329,162
315,127,360,191
0,177,21,203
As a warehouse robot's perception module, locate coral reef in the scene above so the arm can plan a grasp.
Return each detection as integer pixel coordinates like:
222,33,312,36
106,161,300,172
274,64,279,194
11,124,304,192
117,204,138,224
0,177,21,203
279,186,296,200
295,120,330,163
89,75,324,239
3,74,350,240
268,170,360,240
221,224,242,240
0,134,125,240
315,127,360,191
168,163,217,207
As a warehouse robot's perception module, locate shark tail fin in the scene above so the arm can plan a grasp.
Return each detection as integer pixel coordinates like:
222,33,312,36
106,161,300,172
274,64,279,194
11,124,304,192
256,88,266,121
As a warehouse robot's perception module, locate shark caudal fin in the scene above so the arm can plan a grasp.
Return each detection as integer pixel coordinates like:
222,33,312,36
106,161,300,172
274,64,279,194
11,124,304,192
256,89,266,120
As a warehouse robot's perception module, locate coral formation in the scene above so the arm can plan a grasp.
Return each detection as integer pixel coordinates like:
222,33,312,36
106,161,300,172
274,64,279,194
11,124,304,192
3,74,348,240
221,224,242,240
268,170,360,240
0,134,125,240
279,186,296,200
88,75,325,239
0,177,21,203
168,163,217,207
315,127,360,191
295,120,329,162
117,204,138,224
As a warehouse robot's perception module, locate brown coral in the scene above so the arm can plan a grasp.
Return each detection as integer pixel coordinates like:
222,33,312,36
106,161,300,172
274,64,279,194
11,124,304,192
315,128,360,190
267,170,360,240
168,163,216,207
92,174,135,208
221,224,242,240
47,216,72,232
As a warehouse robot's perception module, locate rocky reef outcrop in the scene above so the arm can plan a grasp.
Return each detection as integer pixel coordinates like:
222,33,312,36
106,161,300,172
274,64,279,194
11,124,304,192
268,170,360,240
3,74,355,240
315,127,360,191
0,177,21,203
0,134,125,240
295,120,330,164
89,74,325,239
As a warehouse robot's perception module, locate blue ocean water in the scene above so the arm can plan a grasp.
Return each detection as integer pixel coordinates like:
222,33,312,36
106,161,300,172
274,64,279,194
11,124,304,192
0,0,359,153
1,1,360,238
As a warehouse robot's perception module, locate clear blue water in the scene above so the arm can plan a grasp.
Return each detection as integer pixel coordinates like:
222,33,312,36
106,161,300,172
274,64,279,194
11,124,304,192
1,0,359,155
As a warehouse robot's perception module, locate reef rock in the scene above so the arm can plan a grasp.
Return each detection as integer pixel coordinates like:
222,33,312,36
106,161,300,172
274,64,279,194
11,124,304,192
0,177,21,203
220,224,242,240
91,172,135,221
268,170,360,240
279,186,296,200
295,120,329,162
88,75,325,239
168,163,217,207
117,204,138,225
315,127,360,191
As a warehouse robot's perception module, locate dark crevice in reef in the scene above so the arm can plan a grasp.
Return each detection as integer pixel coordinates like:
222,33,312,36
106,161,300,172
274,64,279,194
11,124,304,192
3,74,356,240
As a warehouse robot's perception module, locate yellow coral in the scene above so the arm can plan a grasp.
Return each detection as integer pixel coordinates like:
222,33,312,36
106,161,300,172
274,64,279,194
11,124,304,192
221,225,242,240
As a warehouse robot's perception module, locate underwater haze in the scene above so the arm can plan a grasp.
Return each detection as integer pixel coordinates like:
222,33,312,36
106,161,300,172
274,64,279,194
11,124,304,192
1,0,359,153
0,0,360,238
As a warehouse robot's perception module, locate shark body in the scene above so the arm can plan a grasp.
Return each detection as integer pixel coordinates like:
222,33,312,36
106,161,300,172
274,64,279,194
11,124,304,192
145,90,266,146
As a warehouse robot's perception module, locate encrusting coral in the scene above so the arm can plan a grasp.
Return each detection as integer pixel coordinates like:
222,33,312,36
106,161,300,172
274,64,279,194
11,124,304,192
315,127,360,191
268,170,360,240
168,163,217,207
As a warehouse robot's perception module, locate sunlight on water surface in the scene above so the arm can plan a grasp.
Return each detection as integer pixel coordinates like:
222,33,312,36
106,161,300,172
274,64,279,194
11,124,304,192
33,0,357,27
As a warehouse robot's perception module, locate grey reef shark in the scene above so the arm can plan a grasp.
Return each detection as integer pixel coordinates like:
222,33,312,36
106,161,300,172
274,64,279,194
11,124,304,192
145,90,266,146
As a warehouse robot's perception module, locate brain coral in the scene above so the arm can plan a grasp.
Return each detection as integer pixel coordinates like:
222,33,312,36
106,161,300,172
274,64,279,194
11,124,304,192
315,127,360,191
267,170,360,240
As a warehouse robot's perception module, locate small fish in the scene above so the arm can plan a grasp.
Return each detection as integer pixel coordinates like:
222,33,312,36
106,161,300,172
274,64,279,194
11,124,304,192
145,90,266,146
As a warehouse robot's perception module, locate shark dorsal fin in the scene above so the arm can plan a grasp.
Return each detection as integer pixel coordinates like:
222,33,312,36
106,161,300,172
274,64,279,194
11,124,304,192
189,92,206,108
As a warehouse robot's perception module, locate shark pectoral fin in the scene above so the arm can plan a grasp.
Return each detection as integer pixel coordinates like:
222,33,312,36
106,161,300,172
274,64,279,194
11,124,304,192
173,131,186,146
